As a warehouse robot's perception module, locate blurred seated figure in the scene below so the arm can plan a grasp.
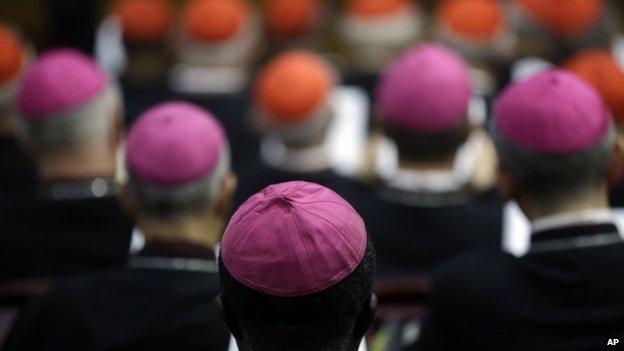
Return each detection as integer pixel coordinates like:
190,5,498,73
236,50,368,205
359,43,502,278
413,70,624,351
510,0,609,61
5,102,235,350
433,0,516,97
564,50,624,207
169,0,260,95
0,49,132,282
338,0,422,74
108,0,174,86
263,0,327,53
0,24,36,208
218,181,375,351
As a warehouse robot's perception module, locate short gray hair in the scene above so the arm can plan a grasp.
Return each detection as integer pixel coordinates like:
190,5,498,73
490,120,616,204
127,146,231,219
15,83,122,151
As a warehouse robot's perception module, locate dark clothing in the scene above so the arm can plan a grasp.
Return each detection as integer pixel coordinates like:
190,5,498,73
357,186,503,278
0,190,132,282
4,242,230,351
0,137,37,208
609,179,624,207
413,222,624,351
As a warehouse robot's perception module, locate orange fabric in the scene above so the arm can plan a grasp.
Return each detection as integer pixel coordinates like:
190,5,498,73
516,0,603,38
183,0,250,42
255,51,334,124
565,50,624,121
0,25,24,86
438,0,505,39
112,0,173,42
265,0,320,38
345,0,409,18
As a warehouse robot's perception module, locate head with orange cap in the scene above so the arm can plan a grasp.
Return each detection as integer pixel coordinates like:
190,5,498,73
515,0,604,39
254,50,335,147
565,50,624,124
0,24,28,133
435,0,513,59
339,0,422,71
111,0,173,43
264,0,322,40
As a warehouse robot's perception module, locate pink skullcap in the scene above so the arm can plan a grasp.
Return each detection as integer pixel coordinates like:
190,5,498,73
494,69,610,154
221,181,367,297
16,49,107,120
376,43,471,134
125,101,227,185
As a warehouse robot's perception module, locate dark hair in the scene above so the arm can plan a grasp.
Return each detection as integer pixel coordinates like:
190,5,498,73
219,242,376,351
384,121,469,162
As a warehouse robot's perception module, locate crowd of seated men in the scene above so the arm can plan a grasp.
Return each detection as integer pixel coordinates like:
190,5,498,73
1,0,624,350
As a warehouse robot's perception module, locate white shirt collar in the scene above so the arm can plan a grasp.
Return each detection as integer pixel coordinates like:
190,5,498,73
531,209,615,233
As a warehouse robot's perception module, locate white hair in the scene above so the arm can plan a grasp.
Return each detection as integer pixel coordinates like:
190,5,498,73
15,83,122,151
126,144,231,219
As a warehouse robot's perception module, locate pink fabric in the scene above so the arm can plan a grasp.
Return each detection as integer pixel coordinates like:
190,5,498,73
221,181,367,297
125,101,226,185
376,43,471,134
494,69,610,154
16,49,107,119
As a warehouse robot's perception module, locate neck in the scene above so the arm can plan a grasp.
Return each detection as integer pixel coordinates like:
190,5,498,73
38,149,116,182
397,155,456,172
522,189,610,221
138,215,224,250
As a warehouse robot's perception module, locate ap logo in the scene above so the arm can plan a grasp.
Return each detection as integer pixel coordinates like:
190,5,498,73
608,339,620,346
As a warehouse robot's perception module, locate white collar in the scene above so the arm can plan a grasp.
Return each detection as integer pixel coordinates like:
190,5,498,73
260,134,330,173
531,209,615,233
375,132,481,194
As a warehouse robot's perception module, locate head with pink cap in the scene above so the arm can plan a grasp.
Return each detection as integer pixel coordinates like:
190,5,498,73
120,101,236,248
14,48,122,181
217,181,376,351
376,43,472,163
491,69,623,218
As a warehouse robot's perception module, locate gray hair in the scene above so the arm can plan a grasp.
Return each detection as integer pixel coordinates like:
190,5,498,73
490,120,616,204
15,83,122,152
127,145,231,219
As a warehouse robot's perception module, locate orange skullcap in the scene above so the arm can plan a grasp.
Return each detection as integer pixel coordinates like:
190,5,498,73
565,50,624,121
265,0,321,38
516,0,604,38
345,0,409,18
438,0,505,40
183,0,250,42
255,51,334,124
111,0,173,42
0,25,24,86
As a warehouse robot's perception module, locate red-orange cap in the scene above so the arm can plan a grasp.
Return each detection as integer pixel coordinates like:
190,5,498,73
516,0,604,38
0,25,24,86
344,0,409,18
438,0,505,40
265,0,321,39
111,0,173,42
255,51,334,124
565,50,624,121
183,0,250,42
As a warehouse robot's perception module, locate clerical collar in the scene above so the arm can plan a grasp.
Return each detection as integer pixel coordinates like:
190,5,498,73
531,209,615,233
260,134,330,173
376,132,480,194
38,177,116,201
129,240,218,273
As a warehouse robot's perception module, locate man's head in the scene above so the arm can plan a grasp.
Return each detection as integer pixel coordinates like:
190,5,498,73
492,69,622,218
376,43,471,162
218,181,376,351
121,101,235,245
15,49,122,179
253,50,335,147
0,24,27,133
514,0,604,39
110,0,173,44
